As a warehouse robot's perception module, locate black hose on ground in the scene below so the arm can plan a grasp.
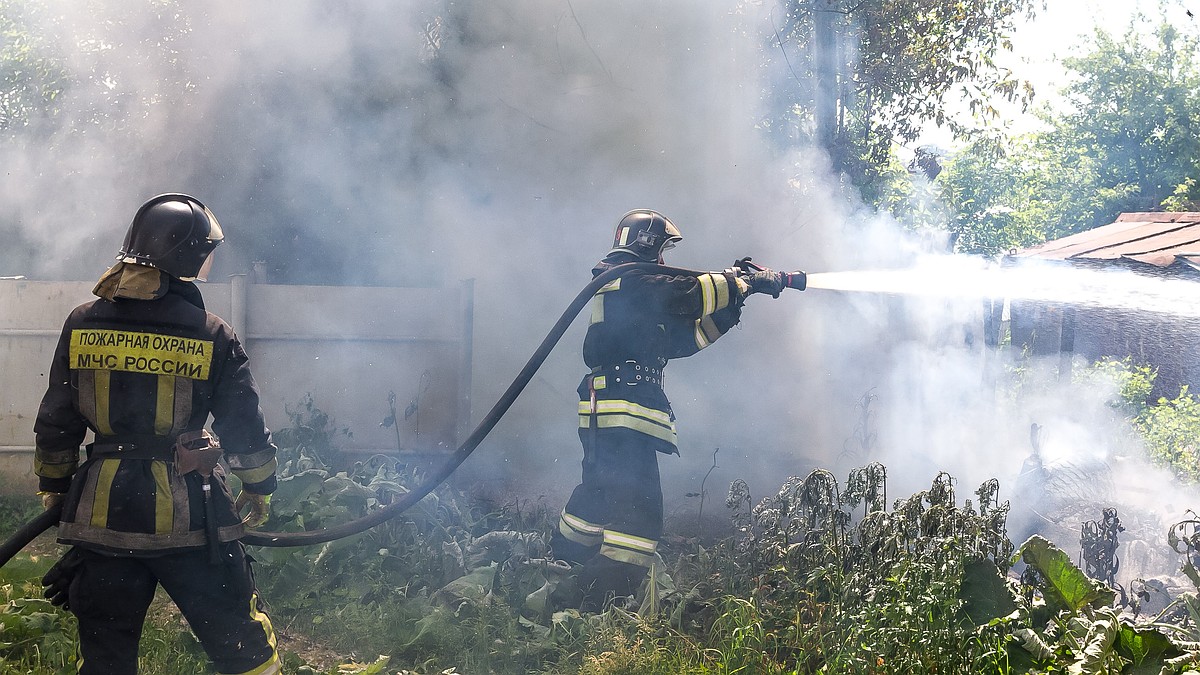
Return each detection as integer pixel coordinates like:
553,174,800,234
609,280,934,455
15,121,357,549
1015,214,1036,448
0,262,686,563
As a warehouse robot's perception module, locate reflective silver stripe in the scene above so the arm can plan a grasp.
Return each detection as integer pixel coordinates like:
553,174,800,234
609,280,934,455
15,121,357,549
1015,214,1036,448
694,321,711,349
561,511,603,537
600,530,658,567
558,511,603,546
696,272,731,314
58,520,246,550
698,273,716,316
604,529,657,554
698,315,722,344
712,273,731,311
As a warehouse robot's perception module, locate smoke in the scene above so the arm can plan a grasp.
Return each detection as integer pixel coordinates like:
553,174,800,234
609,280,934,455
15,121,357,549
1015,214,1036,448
2,0,1193,577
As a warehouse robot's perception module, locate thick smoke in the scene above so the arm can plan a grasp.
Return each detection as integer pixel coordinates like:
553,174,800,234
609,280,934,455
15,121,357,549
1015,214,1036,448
2,1,1191,575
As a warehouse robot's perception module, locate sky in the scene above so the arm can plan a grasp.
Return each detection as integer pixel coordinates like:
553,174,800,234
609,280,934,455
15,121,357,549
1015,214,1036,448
1,0,1196,577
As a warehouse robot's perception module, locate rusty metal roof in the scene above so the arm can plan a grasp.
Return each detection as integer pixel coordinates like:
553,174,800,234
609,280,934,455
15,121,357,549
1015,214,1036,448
1012,212,1200,269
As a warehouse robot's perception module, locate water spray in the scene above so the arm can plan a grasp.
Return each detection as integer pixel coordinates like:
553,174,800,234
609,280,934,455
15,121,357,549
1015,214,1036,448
803,257,1200,317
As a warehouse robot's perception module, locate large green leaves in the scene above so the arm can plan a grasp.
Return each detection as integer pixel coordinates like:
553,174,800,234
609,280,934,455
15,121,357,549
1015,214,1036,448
1018,535,1116,613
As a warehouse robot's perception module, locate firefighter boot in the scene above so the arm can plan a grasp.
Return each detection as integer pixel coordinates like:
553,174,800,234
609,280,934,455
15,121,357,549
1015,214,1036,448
577,555,648,613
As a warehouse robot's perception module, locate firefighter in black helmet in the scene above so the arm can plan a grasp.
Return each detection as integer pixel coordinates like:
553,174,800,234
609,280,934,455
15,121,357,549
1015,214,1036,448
34,194,281,675
550,209,784,611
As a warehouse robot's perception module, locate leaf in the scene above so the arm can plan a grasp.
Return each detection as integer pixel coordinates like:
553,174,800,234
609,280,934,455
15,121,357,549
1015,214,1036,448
1115,624,1177,668
1019,535,1116,613
1070,613,1119,674
959,558,1019,625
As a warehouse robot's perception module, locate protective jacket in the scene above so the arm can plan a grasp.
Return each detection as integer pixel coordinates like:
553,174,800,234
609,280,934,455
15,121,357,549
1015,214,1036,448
34,277,278,555
578,253,749,455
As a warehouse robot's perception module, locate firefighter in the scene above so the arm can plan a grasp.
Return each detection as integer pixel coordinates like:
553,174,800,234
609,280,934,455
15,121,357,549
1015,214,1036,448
549,209,785,610
34,194,281,675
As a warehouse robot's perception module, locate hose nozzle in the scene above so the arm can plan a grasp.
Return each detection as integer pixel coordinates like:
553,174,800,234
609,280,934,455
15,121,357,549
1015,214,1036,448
783,271,806,291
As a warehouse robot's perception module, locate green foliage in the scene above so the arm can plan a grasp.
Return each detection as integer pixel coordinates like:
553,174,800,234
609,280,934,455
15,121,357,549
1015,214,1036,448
0,553,75,673
1087,357,1200,483
763,0,1037,200
0,0,69,135
941,12,1200,253
1135,386,1200,483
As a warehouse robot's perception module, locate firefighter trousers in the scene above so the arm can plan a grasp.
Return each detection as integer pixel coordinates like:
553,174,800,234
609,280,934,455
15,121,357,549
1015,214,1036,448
551,428,663,606
68,543,279,675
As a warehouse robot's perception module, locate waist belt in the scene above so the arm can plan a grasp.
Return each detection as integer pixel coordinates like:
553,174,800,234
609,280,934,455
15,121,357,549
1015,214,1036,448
591,361,664,386
89,434,177,461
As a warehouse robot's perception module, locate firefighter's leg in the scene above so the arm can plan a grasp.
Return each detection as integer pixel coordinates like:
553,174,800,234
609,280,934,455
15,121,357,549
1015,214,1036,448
68,552,157,675
577,433,663,611
549,427,608,564
150,544,280,675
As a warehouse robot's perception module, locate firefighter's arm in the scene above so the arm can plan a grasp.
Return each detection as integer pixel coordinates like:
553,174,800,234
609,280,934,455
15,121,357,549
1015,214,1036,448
33,321,88,496
209,333,278,495
642,271,746,357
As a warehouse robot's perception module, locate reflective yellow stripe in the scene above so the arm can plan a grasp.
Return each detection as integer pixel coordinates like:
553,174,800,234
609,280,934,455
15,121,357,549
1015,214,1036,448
712,273,730,311
233,458,278,486
34,453,78,479
151,461,173,534
694,314,723,351
592,375,606,390
94,370,113,436
600,530,658,567
155,374,175,435
590,294,605,325
222,594,280,675
90,459,120,528
232,652,281,675
590,279,621,325
69,329,213,380
578,399,673,426
579,413,677,444
561,511,603,537
698,273,716,316
604,529,657,554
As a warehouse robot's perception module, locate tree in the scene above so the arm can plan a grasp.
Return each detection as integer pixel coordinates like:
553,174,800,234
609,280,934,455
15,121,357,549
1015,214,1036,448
0,0,68,135
1056,20,1200,224
762,0,1038,201
941,14,1200,255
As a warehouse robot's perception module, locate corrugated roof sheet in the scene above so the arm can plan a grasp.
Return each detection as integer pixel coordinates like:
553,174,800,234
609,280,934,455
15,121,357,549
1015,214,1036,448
1012,212,1200,268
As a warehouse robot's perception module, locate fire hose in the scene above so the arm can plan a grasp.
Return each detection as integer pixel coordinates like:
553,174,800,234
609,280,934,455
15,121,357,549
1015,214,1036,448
0,259,805,566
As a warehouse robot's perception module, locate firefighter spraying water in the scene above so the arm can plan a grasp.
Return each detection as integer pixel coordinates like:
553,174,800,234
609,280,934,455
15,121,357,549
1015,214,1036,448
549,209,806,610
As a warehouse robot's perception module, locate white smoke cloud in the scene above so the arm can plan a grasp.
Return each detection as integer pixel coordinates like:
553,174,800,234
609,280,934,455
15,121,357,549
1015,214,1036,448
2,0,1192,579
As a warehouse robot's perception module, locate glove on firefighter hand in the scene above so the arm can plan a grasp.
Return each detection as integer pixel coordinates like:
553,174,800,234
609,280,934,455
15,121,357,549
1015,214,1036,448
234,491,271,528
42,547,85,611
746,269,785,298
39,491,65,511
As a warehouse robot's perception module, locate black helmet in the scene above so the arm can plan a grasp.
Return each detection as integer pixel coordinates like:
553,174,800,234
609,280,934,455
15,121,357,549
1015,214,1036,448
609,209,682,262
118,193,224,280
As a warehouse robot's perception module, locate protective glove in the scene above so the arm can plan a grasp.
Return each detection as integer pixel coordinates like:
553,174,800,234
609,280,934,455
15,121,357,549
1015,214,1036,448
234,491,272,528
38,491,65,511
42,547,86,611
745,269,785,298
